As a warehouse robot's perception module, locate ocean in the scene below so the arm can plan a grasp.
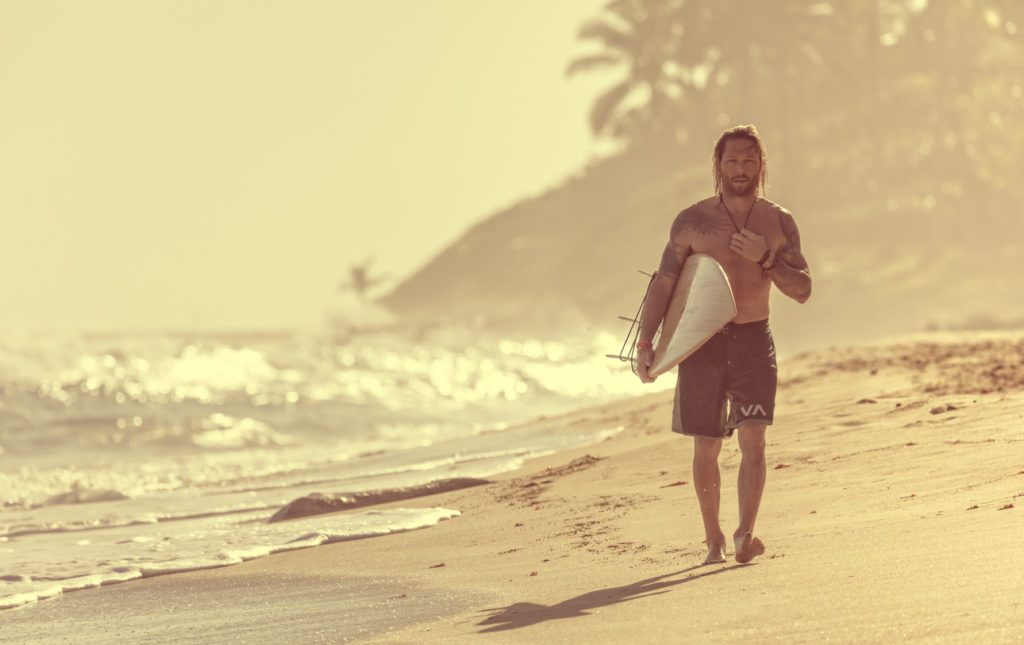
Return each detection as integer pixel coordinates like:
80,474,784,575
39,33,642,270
0,326,660,610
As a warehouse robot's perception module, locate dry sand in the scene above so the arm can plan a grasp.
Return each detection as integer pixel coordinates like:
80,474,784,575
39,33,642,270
5,332,1024,644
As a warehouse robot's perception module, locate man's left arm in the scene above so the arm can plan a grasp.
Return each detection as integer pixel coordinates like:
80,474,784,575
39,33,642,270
766,211,812,303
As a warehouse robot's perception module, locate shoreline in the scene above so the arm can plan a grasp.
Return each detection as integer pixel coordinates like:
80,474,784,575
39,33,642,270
6,332,1024,643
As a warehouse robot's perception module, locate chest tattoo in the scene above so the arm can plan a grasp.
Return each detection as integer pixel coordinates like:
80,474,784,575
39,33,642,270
678,209,729,236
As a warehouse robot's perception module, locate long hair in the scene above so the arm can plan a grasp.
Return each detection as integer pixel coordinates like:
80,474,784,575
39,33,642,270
712,124,768,196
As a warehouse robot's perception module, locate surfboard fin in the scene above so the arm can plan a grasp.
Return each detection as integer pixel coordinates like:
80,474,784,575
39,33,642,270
607,270,661,376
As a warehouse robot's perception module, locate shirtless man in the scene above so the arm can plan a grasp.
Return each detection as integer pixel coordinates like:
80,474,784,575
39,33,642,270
636,125,812,565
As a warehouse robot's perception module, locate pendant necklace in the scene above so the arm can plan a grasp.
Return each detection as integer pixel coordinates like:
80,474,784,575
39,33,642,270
719,194,757,234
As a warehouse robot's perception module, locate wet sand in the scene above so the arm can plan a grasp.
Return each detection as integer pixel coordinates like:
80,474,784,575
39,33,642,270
5,332,1024,644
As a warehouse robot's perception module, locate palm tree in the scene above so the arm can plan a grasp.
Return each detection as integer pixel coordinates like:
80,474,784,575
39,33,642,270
567,0,846,147
566,0,691,140
339,258,389,301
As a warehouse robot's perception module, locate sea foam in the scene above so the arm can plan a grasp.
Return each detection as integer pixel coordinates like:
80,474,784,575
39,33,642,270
0,506,460,610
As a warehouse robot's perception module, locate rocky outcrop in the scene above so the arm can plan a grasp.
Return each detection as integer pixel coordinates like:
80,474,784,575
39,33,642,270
268,477,490,523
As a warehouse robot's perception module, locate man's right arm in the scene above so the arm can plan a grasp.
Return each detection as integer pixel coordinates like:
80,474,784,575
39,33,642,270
637,218,690,382
639,247,680,340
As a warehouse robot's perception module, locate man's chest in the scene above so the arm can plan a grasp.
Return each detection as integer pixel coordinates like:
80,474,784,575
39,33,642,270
683,207,781,254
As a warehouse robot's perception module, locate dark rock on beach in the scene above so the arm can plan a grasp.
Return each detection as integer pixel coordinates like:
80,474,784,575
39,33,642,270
269,477,491,523
45,487,130,505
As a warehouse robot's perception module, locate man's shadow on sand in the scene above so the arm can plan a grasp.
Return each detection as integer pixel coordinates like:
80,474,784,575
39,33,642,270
476,563,749,633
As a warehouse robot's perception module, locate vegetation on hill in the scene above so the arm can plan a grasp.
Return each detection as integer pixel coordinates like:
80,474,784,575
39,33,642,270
382,0,1024,351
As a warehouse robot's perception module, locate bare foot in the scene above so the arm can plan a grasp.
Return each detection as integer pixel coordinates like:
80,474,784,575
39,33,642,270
703,547,727,565
702,534,727,565
734,532,765,564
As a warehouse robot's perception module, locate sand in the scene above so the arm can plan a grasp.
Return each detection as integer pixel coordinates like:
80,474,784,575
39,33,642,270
5,332,1024,644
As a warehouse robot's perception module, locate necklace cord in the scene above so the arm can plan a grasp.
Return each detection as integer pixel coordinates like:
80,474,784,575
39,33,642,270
719,194,757,234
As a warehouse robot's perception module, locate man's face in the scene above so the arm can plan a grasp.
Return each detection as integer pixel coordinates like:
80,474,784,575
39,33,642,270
720,138,761,197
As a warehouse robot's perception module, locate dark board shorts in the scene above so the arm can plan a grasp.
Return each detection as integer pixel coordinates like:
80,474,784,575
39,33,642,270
672,318,777,440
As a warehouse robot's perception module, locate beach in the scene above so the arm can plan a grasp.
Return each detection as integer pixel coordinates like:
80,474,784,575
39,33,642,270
0,329,647,611
4,331,1024,643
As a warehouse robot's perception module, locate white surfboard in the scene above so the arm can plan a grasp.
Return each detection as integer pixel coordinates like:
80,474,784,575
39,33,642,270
648,254,737,378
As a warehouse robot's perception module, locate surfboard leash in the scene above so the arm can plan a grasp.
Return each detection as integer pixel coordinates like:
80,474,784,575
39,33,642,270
606,269,659,375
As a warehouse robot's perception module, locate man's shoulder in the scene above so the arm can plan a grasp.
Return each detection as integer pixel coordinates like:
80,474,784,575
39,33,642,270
680,196,719,214
671,196,718,223
758,198,795,220
670,196,730,239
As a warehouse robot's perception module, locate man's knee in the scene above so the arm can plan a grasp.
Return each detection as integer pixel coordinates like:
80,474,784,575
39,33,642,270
693,436,723,462
736,422,767,455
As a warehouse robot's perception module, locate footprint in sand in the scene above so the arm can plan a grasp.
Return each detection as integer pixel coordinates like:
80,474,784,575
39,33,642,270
837,419,868,427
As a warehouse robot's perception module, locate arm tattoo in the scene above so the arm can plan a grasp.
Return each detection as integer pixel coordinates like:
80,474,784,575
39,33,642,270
769,211,812,303
777,211,807,269
658,242,682,278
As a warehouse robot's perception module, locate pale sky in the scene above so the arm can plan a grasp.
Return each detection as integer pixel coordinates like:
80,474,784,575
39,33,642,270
0,0,611,331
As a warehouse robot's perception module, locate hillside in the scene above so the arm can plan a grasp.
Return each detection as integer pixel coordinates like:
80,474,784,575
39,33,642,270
380,137,1024,354
378,0,1024,354
382,143,692,333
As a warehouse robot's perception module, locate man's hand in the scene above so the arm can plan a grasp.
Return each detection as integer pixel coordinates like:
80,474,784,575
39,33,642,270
729,228,769,263
637,347,656,383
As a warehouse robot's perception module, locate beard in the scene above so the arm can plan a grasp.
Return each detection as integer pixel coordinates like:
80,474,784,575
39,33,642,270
724,175,757,197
